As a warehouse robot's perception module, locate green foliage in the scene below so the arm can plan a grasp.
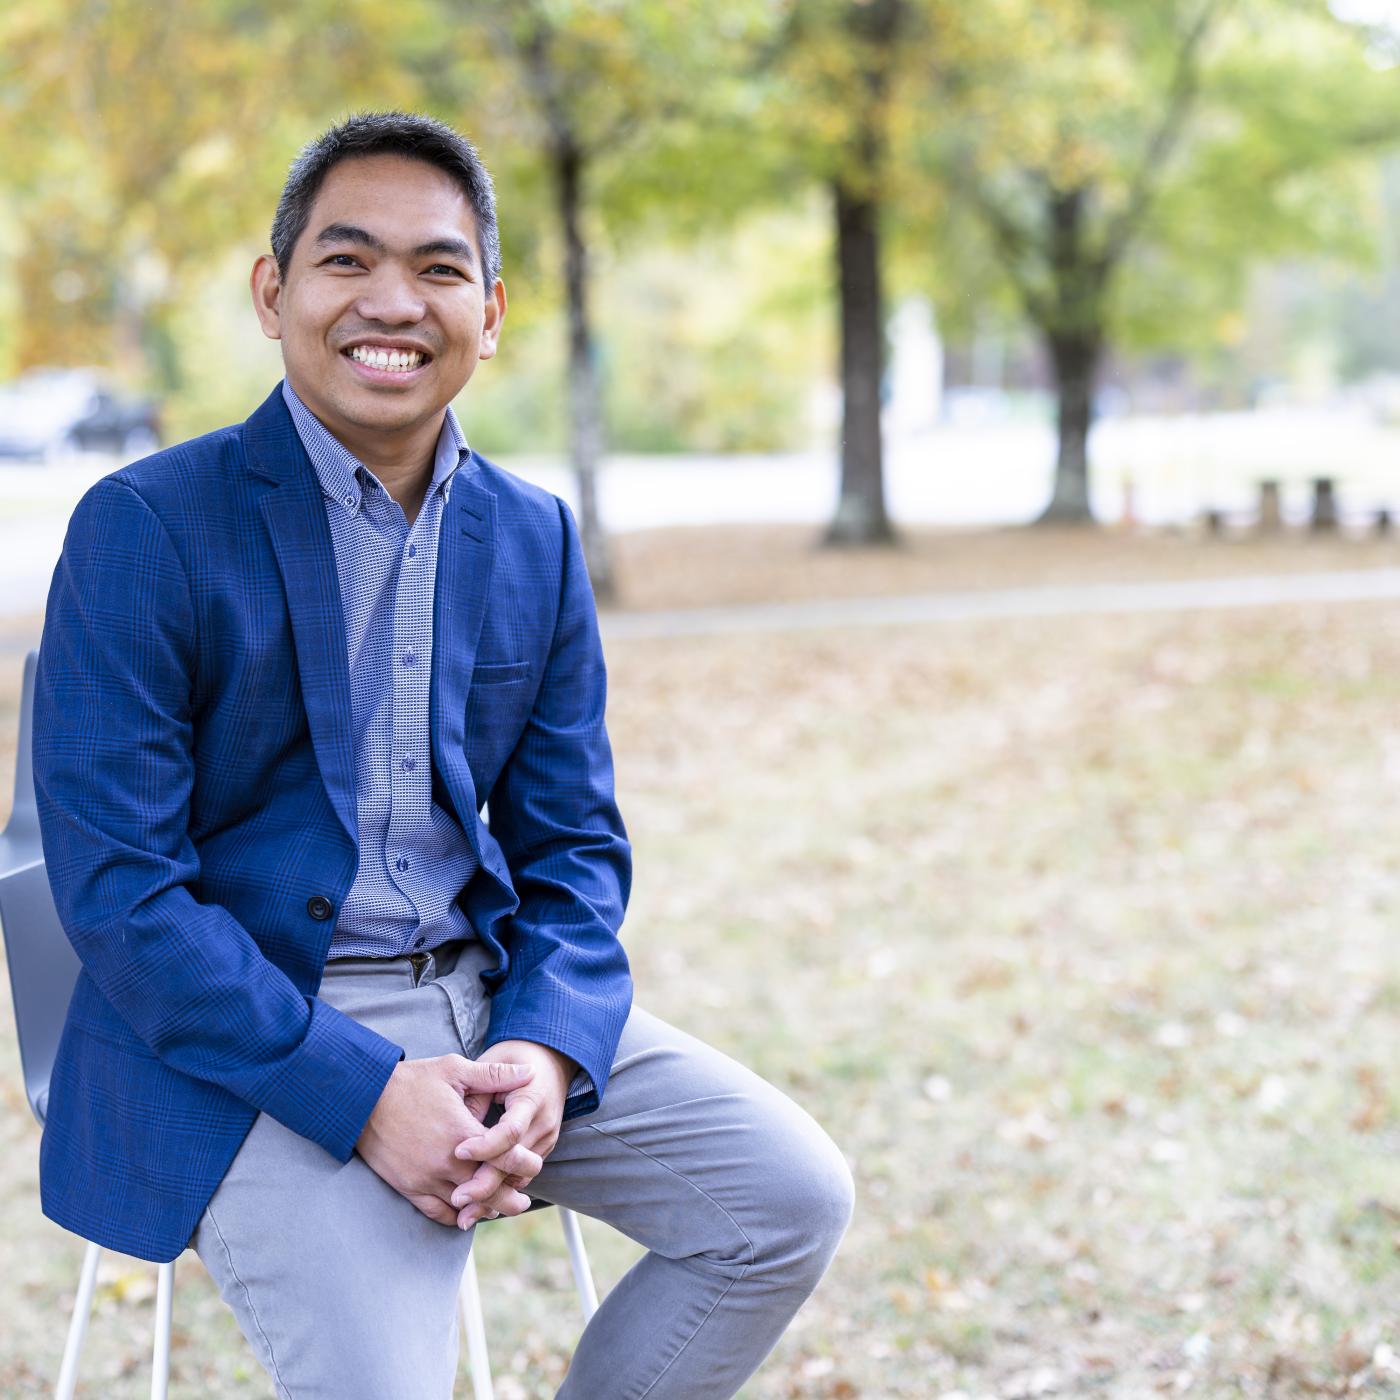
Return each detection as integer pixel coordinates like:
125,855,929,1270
450,211,829,457
904,0,1400,358
401,0,776,238
599,209,830,453
395,0,812,455
0,0,435,381
158,248,284,442
756,0,920,194
3,0,1400,449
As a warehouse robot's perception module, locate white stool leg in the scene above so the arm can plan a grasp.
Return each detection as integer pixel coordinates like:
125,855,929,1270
557,1208,598,1322
151,1260,174,1400
458,1246,494,1400
55,1240,102,1400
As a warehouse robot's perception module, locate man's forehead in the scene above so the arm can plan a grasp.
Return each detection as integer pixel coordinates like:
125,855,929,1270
305,156,478,245
318,152,467,197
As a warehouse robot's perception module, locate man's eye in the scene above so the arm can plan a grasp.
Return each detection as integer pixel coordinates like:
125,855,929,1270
325,254,360,268
427,264,464,277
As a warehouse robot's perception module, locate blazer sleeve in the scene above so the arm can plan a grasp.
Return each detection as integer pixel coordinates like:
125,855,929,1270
480,497,633,1119
32,476,403,1162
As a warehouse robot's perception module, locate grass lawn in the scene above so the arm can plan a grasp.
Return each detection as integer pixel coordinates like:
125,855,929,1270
2,525,1400,1396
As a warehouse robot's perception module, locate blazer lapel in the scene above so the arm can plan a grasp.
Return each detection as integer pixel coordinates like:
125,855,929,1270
431,463,497,822
243,387,358,845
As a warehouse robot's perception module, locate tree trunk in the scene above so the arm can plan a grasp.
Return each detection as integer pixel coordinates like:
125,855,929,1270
1037,331,1101,524
553,141,615,601
1034,186,1103,526
826,178,895,546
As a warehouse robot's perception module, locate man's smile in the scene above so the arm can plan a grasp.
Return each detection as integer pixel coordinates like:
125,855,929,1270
340,339,435,382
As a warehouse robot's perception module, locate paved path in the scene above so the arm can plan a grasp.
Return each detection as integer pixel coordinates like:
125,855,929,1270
599,568,1400,640
7,568,1399,659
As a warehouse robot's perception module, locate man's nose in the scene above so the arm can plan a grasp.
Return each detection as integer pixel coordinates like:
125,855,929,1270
354,266,427,325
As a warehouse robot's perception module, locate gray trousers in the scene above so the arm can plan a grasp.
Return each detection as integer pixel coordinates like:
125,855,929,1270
190,938,854,1399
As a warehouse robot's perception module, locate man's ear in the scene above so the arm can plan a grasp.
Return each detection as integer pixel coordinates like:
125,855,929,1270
250,254,283,341
478,277,507,361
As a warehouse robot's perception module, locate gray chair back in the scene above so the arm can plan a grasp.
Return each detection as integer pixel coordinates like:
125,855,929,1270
0,650,82,1126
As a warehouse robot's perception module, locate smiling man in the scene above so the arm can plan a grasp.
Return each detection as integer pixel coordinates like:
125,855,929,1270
32,112,853,1399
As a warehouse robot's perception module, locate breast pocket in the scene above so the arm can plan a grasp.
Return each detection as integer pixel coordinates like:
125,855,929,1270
471,660,532,687
466,662,537,791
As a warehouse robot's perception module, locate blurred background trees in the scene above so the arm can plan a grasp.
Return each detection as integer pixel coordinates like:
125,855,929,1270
405,0,710,595
2,0,1399,544
910,0,1400,523
761,0,914,546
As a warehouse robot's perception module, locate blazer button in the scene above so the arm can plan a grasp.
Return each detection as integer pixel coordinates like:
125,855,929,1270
307,895,333,921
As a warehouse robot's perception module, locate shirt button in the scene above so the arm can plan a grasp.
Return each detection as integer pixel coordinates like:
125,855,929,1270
396,856,410,872
413,936,426,949
407,544,417,559
402,648,417,666
401,756,416,772
306,895,333,921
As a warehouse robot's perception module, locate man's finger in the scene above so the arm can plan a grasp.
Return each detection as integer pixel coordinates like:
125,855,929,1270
408,1191,458,1228
451,1057,534,1098
450,1145,543,1209
452,1163,506,1210
454,1096,536,1162
457,1186,532,1230
474,1143,542,1190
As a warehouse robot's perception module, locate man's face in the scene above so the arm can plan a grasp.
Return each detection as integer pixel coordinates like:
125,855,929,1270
251,153,505,443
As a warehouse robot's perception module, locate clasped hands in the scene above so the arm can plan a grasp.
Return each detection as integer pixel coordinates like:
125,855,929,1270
355,1040,575,1230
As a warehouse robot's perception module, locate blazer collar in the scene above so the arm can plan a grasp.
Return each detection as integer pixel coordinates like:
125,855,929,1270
245,384,358,844
429,467,498,827
243,381,309,484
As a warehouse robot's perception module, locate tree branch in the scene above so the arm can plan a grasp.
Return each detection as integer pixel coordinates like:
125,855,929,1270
474,0,675,162
956,165,1054,326
1098,0,1231,276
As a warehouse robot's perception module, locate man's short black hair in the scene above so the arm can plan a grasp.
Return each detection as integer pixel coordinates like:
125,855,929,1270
270,111,501,289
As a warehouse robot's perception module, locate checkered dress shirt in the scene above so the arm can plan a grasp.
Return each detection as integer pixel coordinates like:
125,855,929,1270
282,380,478,959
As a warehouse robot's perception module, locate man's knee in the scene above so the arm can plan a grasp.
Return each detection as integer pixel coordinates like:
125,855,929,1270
753,1110,855,1287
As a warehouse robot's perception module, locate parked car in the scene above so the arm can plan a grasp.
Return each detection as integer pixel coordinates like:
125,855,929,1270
0,368,160,462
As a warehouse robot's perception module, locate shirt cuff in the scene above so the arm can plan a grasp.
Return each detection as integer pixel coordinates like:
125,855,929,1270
562,1066,599,1121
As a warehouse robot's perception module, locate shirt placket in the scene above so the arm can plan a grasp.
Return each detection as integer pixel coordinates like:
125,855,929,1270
384,486,443,949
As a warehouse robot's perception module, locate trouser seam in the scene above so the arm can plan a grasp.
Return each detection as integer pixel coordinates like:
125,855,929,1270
580,1120,755,1400
206,1202,294,1400
583,1119,756,1269
633,1271,745,1400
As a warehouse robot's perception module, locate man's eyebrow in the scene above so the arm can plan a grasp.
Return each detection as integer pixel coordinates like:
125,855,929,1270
312,222,387,253
310,224,476,268
412,237,476,266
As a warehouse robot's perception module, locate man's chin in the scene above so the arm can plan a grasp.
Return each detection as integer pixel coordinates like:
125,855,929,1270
326,389,446,437
347,400,434,431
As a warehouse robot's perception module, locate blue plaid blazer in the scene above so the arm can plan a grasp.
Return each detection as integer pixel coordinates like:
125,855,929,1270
32,385,632,1263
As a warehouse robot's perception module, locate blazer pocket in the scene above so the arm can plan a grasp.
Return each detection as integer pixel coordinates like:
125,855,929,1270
471,660,532,687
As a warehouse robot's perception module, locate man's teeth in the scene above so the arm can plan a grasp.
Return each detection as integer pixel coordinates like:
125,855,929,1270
347,346,426,372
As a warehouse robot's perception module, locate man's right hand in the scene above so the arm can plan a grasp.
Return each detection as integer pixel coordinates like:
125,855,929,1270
355,1055,537,1227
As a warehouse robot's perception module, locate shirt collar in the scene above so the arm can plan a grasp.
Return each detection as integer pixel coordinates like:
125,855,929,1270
281,378,470,517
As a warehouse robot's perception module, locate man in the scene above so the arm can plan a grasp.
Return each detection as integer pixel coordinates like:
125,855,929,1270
32,112,853,1399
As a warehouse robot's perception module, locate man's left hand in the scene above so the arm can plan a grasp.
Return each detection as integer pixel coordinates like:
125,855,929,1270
451,1039,576,1228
